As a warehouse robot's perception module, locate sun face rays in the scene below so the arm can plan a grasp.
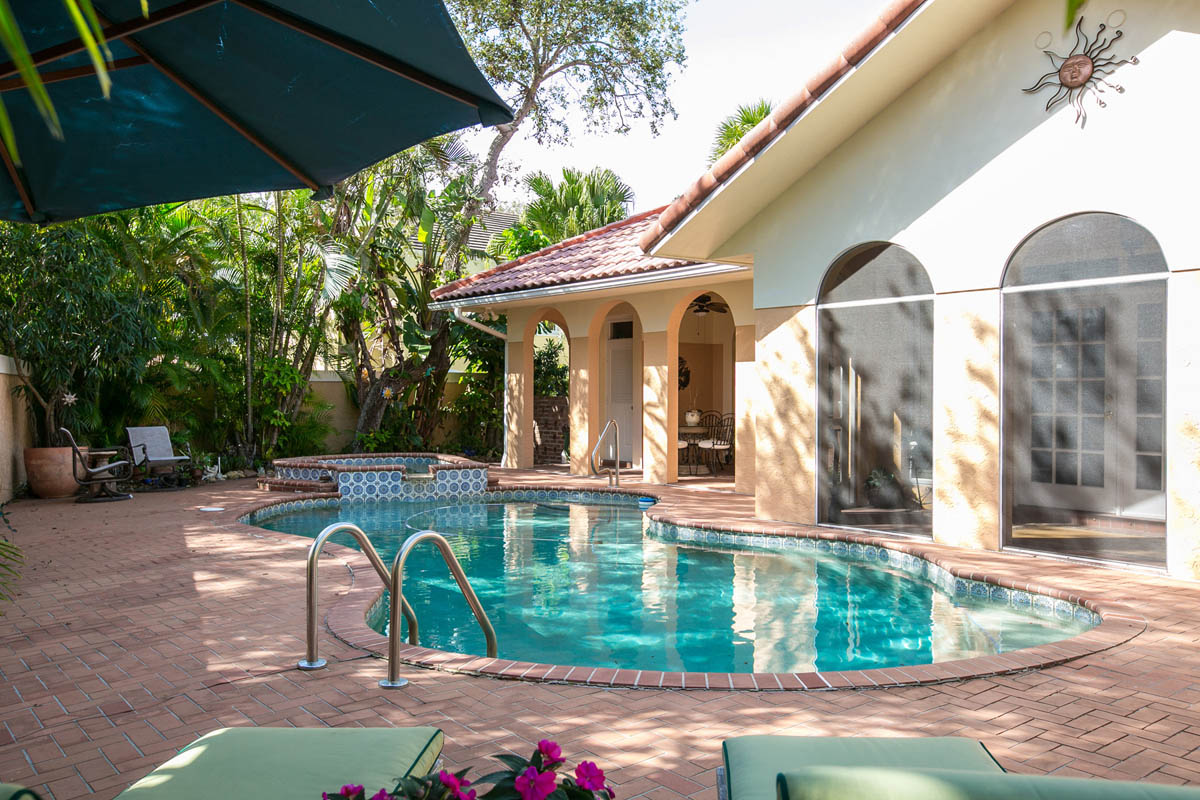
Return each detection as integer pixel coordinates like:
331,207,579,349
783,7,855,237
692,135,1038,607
1022,17,1139,126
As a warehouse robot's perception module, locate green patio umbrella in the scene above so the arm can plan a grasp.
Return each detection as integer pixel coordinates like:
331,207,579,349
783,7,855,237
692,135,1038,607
0,0,512,223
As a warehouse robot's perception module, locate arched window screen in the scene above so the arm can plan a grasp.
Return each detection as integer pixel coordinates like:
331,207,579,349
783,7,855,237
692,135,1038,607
819,243,933,304
818,242,934,537
1003,212,1167,287
1002,213,1167,567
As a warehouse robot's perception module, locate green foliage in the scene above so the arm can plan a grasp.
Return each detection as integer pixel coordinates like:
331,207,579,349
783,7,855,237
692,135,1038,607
0,532,21,611
522,167,633,242
709,99,773,165
534,338,569,397
0,223,159,446
448,314,506,460
486,222,551,262
1066,0,1088,29
449,0,687,146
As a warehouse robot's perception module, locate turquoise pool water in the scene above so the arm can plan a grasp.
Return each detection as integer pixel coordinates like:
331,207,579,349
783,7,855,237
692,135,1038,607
259,498,1094,673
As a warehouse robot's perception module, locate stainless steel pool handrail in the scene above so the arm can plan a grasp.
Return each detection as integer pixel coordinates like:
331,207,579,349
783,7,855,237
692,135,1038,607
299,522,418,671
589,418,620,487
380,529,497,689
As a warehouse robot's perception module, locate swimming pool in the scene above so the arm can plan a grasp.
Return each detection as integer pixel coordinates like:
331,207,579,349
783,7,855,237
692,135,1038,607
254,493,1096,674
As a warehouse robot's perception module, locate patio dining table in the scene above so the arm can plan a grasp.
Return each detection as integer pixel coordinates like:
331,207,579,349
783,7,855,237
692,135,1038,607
679,425,709,476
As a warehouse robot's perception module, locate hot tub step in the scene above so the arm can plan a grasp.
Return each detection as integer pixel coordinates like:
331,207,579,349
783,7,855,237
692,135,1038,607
256,477,338,495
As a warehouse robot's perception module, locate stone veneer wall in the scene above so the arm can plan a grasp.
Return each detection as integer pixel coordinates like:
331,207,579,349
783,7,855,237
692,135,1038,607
533,396,568,465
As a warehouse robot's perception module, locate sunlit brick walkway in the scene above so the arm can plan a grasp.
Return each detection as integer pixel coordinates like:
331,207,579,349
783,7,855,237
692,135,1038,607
2,474,1200,798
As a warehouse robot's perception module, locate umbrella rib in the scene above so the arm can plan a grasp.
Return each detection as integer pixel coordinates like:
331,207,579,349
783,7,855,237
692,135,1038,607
0,56,148,93
0,0,223,80
101,17,322,193
231,0,483,110
0,143,37,221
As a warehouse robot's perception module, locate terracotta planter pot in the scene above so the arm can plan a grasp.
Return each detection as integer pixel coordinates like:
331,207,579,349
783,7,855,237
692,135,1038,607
23,446,79,499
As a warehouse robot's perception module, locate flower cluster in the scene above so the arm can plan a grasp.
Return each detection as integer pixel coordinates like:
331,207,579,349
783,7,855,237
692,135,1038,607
322,739,614,800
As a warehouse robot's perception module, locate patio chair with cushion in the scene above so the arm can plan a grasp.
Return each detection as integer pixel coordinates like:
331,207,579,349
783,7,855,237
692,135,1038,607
127,426,192,487
59,428,133,502
115,726,443,799
720,735,1200,800
698,413,734,474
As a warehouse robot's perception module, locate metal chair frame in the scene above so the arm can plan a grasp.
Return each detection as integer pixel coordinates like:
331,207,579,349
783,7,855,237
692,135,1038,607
58,428,133,502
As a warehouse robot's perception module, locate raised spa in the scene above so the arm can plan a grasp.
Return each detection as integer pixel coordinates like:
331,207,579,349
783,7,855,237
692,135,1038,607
253,492,1097,674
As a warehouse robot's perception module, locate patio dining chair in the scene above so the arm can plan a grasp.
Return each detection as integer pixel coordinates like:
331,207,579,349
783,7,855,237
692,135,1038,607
127,426,192,488
58,428,133,503
698,414,734,474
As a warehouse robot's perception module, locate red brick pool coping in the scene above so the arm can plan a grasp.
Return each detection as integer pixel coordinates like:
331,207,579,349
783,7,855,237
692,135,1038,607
227,481,1147,691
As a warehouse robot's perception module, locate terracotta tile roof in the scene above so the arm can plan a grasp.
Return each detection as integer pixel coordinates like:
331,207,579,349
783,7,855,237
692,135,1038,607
638,0,928,255
433,206,697,302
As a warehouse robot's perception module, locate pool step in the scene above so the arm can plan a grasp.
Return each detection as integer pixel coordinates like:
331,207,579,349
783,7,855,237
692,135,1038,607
256,477,339,495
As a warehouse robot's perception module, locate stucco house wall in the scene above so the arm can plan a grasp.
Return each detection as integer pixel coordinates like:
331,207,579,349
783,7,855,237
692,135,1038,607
0,356,31,502
704,0,1200,575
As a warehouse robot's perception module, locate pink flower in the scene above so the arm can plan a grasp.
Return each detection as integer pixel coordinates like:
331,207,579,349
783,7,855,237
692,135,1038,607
575,762,613,797
538,739,563,765
515,766,557,800
440,770,476,800
342,786,365,798
370,791,391,800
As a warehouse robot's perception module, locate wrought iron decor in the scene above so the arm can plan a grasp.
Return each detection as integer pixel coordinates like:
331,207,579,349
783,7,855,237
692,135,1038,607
1024,17,1137,126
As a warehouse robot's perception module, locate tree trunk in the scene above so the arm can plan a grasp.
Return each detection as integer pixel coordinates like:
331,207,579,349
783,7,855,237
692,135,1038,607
235,194,255,462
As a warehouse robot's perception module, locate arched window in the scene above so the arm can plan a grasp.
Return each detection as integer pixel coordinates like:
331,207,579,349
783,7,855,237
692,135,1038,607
817,243,934,536
1002,213,1167,566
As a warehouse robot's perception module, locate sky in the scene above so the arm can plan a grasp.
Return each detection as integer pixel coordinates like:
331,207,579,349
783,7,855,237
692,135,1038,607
466,0,891,211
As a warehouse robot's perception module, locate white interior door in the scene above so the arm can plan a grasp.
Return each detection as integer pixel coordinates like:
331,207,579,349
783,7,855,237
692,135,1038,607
606,337,634,463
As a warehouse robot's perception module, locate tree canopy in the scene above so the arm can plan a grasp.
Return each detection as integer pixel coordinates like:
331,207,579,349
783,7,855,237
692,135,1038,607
709,99,773,165
523,167,633,243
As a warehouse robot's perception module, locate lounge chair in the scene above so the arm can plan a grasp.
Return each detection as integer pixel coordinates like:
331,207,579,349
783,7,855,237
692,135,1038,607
115,726,443,799
59,428,133,502
720,735,1200,800
127,426,192,487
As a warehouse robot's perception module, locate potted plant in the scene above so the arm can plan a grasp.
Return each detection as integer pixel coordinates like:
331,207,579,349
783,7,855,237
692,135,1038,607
864,467,904,509
0,226,157,498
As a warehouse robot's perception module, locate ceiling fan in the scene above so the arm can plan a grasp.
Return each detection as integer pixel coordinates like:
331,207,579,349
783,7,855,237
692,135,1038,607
688,294,729,316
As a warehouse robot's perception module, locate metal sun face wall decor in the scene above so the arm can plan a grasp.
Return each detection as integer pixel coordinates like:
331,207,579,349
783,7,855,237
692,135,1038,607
1024,16,1138,126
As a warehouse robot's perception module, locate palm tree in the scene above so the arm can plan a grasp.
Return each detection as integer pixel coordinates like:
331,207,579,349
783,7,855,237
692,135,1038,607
522,167,634,243
708,99,774,165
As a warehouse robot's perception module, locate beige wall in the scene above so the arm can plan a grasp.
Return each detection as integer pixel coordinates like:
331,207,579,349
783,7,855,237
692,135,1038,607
754,306,817,523
1166,270,1200,577
482,278,753,483
0,358,30,501
932,292,1002,551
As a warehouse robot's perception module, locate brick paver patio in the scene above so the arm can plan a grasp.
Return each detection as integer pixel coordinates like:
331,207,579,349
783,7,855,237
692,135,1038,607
3,473,1200,798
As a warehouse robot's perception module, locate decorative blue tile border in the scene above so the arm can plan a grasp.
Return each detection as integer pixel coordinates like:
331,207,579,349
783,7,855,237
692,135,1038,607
644,518,1102,626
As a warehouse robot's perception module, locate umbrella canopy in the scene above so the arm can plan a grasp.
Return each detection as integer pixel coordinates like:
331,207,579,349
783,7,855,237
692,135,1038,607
0,0,512,223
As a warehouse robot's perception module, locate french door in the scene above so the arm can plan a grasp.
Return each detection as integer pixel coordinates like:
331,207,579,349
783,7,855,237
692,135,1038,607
1008,281,1165,519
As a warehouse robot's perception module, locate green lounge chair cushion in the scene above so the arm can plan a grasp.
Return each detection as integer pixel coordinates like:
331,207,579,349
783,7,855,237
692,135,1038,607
116,726,443,799
777,767,1200,800
1,785,42,800
723,736,1003,800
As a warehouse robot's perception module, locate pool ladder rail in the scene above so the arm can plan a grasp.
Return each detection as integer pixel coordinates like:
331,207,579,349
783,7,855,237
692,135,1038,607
298,522,498,689
590,418,620,487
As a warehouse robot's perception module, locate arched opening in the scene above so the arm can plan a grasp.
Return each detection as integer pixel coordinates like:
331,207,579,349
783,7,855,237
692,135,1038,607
521,309,570,467
673,289,736,485
1002,212,1167,566
588,302,643,470
817,243,934,535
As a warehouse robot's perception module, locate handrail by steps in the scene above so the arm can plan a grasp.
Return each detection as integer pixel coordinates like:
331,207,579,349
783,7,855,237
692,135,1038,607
589,418,620,487
380,530,497,689
298,522,418,671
